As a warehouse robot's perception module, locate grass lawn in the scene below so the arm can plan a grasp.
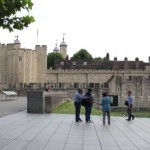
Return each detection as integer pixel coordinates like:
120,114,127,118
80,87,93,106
52,100,150,118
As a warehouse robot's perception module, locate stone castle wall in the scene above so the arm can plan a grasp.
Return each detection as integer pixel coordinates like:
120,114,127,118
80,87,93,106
0,43,47,84
0,44,7,82
46,68,150,107
1,41,150,107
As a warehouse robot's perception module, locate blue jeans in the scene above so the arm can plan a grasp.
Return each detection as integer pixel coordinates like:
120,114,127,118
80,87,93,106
74,101,81,122
85,105,92,122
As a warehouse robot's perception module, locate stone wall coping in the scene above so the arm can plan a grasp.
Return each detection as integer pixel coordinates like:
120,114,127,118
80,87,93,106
47,69,148,74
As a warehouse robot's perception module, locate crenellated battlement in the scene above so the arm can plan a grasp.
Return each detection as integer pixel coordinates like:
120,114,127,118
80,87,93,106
0,42,47,52
47,68,149,74
7,43,21,49
35,45,47,51
0,43,21,50
0,43,7,49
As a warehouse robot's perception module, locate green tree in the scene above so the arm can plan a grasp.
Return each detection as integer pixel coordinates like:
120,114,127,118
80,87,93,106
94,57,103,61
94,52,110,61
47,52,64,69
72,49,93,60
0,0,35,32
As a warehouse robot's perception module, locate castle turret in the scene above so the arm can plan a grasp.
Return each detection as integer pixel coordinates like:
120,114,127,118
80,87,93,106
53,40,59,52
106,53,109,61
135,57,139,69
124,57,128,70
14,35,20,44
13,35,21,49
60,33,67,59
113,57,118,70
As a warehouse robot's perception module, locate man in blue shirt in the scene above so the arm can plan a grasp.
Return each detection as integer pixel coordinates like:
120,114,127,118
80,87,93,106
126,91,135,121
74,88,83,123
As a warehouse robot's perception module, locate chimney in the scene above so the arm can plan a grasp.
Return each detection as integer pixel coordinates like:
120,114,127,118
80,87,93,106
135,57,139,69
124,57,128,70
113,57,118,70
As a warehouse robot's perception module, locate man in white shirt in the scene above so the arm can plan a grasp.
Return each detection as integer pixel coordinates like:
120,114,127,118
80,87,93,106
126,91,135,121
74,88,83,123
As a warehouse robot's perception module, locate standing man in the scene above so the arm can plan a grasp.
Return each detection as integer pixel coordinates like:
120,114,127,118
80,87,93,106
84,88,94,123
74,88,83,123
126,91,135,121
101,92,111,125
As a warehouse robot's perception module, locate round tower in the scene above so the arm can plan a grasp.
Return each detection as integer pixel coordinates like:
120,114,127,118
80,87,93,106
14,35,20,44
53,40,59,52
60,33,67,59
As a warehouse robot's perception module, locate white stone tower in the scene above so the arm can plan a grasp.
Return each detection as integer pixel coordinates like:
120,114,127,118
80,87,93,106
60,33,67,59
0,36,47,84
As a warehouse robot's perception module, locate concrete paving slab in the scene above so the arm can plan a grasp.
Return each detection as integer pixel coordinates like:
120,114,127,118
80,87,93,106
0,96,26,118
0,112,150,150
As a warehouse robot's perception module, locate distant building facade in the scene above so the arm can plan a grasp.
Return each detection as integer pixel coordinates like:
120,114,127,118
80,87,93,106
47,57,150,106
0,37,150,107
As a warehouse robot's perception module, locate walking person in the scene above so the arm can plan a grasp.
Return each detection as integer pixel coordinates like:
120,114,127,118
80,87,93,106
126,91,135,121
101,92,111,125
73,88,83,123
84,88,94,123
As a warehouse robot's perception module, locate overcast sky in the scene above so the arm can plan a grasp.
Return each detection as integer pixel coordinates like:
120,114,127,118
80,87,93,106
0,0,150,62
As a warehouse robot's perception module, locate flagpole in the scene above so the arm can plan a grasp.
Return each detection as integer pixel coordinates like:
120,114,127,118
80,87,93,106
37,29,38,45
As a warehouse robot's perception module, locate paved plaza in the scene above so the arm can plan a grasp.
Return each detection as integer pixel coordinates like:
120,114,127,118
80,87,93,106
0,96,27,118
0,111,150,150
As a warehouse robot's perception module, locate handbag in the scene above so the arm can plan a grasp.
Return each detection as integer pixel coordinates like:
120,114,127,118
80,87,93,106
124,100,129,106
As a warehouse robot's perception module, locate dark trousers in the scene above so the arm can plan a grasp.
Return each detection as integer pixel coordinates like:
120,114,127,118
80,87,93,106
74,101,81,122
85,105,92,122
127,106,134,120
103,111,110,124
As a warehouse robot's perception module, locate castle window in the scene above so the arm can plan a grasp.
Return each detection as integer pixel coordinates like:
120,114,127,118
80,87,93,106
95,83,100,88
89,83,94,88
72,62,76,65
83,62,87,65
59,83,62,88
60,62,64,65
19,56,22,61
74,83,79,88
129,76,133,81
104,82,109,88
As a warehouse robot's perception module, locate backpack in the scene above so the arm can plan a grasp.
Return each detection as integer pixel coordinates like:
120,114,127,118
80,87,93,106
124,100,129,106
81,95,88,106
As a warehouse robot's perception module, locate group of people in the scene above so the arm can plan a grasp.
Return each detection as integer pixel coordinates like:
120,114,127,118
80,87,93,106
73,88,93,123
73,88,135,125
73,88,111,125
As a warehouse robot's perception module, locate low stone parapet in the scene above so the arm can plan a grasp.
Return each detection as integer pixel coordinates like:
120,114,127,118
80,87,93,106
44,91,67,113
